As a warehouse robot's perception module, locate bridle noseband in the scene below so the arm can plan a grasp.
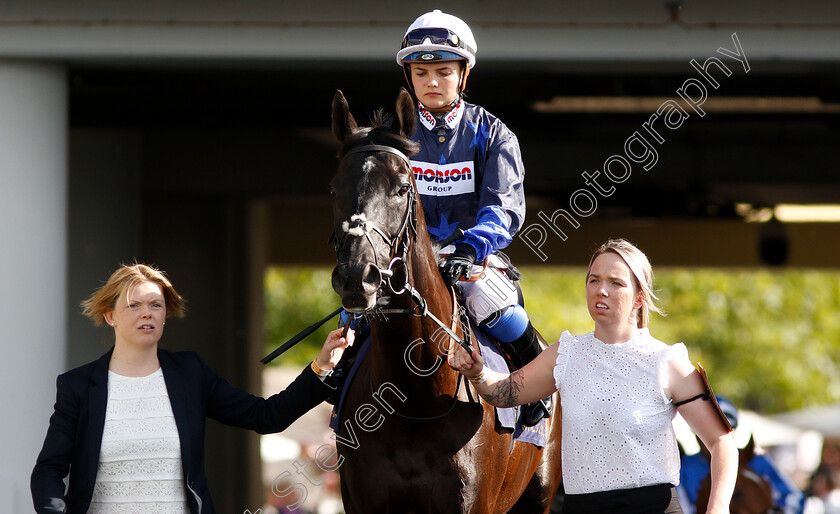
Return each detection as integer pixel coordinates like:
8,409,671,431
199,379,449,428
331,141,477,422
331,144,417,275
331,142,473,356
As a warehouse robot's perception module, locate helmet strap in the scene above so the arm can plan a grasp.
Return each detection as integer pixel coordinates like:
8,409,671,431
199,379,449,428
402,63,416,97
458,64,470,96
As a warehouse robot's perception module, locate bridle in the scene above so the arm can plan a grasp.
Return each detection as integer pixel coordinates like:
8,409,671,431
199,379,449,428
331,141,477,421
332,141,474,346
331,144,418,275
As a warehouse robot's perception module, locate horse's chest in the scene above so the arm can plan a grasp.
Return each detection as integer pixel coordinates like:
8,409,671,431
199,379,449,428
341,424,463,473
337,423,477,509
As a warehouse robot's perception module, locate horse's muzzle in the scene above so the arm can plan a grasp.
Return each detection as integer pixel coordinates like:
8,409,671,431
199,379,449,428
331,263,383,312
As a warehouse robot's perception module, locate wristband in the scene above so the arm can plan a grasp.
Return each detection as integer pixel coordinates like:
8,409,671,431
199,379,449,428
310,361,332,378
467,368,487,384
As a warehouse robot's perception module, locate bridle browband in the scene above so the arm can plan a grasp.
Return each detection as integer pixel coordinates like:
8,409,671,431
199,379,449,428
333,141,476,422
332,142,473,355
344,143,412,167
332,143,417,273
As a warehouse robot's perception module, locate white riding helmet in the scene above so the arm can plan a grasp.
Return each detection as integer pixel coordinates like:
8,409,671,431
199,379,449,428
396,10,477,69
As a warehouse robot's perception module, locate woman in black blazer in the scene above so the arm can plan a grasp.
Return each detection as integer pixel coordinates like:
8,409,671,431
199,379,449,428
31,263,353,514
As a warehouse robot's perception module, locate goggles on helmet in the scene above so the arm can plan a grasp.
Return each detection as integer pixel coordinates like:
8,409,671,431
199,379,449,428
401,28,474,54
402,50,467,64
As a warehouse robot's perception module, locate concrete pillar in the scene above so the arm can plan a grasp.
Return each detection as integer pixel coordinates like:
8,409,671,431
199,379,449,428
0,62,67,512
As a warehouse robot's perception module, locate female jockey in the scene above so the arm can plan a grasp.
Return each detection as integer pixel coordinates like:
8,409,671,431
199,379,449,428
397,9,550,426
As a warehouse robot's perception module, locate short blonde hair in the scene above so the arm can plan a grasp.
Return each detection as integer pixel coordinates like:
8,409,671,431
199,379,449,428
587,239,664,328
81,263,186,326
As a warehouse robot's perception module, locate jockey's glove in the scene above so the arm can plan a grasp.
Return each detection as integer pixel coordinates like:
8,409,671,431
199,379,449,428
440,243,477,287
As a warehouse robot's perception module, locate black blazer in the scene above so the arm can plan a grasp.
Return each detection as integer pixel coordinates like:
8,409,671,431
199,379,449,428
31,348,333,514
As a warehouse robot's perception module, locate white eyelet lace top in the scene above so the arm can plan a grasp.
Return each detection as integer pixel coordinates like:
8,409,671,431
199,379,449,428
553,329,690,495
88,368,189,513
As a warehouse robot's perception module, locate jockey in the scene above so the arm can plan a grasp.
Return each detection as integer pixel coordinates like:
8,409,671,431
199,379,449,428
396,9,550,426
678,396,806,514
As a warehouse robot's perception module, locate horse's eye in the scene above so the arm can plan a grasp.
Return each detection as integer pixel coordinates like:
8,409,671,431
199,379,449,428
397,185,410,197
329,187,337,198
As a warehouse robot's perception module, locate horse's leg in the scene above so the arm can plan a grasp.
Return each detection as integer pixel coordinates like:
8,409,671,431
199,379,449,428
457,409,510,514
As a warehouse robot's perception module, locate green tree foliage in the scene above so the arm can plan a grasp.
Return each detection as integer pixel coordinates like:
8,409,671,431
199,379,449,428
264,266,840,415
518,266,840,415
263,267,339,366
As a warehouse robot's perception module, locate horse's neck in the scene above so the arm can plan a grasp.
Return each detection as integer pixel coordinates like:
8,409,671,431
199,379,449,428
367,233,459,396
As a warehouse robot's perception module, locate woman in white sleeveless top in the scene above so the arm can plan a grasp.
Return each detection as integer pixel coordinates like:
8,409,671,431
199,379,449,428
449,239,738,514
32,264,353,514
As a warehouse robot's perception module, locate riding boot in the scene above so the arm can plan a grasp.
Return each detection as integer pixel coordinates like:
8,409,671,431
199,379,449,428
505,322,553,427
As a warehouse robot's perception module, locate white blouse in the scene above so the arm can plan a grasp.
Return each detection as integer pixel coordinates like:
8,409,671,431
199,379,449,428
553,329,690,495
88,368,189,513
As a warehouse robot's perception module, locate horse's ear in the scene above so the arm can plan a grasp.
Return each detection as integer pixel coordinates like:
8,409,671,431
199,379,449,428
332,89,358,143
743,433,756,463
392,87,416,139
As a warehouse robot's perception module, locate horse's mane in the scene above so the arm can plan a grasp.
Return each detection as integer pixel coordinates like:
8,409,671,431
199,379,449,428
339,109,420,159
430,240,446,265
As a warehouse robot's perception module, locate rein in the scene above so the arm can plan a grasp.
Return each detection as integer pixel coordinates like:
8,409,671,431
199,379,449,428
335,141,477,421
378,267,473,356
333,142,472,354
374,279,476,422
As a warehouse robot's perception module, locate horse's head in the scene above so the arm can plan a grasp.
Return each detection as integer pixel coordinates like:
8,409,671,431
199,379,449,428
329,88,420,312
696,434,775,514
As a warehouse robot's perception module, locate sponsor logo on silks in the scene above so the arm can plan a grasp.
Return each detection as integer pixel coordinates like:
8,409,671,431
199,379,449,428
418,105,436,130
410,160,475,196
443,99,463,128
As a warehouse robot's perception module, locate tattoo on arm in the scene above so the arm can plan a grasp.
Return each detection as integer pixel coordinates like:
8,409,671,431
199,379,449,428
483,370,525,408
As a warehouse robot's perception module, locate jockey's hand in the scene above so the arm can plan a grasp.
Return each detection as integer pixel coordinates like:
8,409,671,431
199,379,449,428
440,243,476,287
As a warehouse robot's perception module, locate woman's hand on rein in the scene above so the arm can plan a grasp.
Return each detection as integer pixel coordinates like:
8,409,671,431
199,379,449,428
316,328,355,371
447,344,485,378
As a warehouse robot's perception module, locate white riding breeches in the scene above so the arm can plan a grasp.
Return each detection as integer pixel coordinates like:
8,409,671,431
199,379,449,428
458,254,520,325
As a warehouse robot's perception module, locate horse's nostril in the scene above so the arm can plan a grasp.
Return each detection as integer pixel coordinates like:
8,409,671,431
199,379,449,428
331,265,347,293
362,264,382,292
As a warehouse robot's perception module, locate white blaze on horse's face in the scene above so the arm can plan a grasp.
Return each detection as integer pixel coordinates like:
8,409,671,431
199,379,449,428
333,208,390,312
342,213,371,238
362,157,376,174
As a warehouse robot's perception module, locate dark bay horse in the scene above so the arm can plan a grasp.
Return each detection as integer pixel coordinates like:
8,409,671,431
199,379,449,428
696,435,775,514
328,88,562,513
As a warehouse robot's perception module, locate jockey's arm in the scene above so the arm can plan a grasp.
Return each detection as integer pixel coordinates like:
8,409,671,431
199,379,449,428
460,206,513,262
448,340,558,407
